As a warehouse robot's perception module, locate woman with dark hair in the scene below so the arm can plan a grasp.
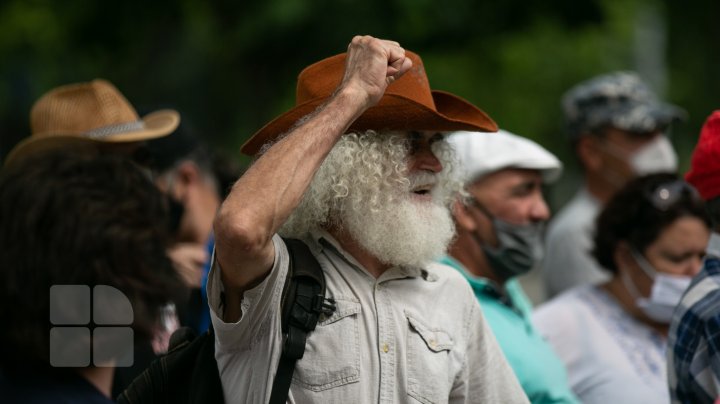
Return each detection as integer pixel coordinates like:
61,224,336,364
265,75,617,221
0,151,185,402
534,173,710,404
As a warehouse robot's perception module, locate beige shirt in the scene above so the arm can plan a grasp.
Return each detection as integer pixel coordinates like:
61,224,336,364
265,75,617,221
209,231,528,404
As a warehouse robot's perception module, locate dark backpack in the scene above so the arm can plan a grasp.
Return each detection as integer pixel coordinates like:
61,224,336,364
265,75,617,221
117,238,336,404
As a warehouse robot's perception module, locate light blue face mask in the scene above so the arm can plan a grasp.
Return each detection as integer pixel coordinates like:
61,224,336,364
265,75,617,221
621,248,692,324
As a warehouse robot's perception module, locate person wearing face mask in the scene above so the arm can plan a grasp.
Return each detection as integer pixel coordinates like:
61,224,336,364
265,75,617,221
542,72,686,298
668,110,720,404
534,173,710,404
442,130,579,404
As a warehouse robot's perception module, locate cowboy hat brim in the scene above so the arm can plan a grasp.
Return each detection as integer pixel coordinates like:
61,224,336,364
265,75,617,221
4,109,179,167
240,91,497,156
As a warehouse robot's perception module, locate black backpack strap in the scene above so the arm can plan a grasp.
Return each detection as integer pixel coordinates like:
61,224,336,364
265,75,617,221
269,238,336,404
117,327,223,404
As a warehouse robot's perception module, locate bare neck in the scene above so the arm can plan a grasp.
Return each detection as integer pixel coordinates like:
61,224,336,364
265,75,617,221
584,171,618,204
76,366,114,398
448,231,504,285
326,227,390,278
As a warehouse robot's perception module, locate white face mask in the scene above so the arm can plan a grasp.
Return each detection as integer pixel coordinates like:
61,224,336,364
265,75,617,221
620,248,692,323
629,135,678,175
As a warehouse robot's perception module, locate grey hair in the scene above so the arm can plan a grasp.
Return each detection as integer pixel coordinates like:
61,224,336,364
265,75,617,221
279,130,462,238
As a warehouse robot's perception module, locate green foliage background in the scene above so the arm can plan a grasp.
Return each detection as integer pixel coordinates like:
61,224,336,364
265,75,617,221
1,0,718,207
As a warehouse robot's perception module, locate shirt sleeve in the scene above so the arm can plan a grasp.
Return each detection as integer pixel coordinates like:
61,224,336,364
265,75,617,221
453,299,529,404
705,313,720,398
207,234,289,352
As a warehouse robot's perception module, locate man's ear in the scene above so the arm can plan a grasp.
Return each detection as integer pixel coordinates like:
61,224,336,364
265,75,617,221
577,135,604,172
169,161,201,200
175,161,201,186
452,199,477,232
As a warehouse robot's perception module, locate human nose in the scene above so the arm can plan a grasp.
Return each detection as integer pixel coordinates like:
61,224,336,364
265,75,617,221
411,145,443,173
529,194,550,222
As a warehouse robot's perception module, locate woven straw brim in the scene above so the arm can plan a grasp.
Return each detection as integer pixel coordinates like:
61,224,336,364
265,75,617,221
241,91,497,156
4,110,179,167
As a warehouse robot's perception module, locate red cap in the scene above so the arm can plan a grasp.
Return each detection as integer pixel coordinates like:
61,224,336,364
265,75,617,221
686,110,720,200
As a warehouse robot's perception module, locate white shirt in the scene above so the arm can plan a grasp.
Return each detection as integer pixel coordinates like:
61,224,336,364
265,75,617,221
542,187,609,297
533,285,669,404
208,231,528,404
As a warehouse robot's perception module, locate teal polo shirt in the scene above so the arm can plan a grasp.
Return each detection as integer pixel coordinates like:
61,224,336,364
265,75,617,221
440,256,579,404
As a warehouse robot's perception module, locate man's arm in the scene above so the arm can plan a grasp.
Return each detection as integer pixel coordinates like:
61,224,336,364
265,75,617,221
213,36,412,322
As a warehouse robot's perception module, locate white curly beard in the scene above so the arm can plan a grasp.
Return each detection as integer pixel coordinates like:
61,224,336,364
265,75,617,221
280,130,459,268
340,184,455,268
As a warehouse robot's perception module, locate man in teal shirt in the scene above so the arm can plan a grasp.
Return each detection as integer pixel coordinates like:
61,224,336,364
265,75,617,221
443,130,579,404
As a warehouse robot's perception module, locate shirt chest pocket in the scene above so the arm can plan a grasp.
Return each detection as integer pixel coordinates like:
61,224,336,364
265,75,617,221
292,299,361,392
406,311,455,404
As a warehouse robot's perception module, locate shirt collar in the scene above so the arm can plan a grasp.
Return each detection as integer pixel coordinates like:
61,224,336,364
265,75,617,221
309,228,428,281
579,186,601,209
440,256,515,307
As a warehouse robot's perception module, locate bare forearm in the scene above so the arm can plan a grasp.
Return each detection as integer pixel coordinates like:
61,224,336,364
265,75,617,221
212,36,411,317
214,88,368,290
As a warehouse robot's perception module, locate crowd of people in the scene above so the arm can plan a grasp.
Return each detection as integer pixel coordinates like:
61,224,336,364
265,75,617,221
1,35,719,404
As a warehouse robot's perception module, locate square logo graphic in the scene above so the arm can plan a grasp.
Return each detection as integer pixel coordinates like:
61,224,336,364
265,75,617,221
93,327,134,367
50,285,91,325
50,327,91,367
49,285,134,368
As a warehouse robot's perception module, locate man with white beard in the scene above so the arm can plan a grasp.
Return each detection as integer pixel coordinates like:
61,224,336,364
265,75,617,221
210,36,528,403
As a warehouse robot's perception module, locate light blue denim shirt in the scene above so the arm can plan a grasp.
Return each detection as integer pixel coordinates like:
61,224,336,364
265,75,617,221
208,231,528,404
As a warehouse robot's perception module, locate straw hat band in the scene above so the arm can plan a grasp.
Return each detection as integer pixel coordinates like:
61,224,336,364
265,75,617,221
84,121,145,139
4,79,180,167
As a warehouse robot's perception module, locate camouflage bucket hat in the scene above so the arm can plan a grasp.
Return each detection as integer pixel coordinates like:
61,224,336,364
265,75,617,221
562,71,686,138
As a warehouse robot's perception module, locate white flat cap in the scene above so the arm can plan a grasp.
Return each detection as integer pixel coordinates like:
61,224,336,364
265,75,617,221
447,129,563,184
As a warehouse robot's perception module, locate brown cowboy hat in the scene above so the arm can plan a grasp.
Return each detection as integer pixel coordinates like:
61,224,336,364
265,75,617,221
4,79,179,166
241,50,498,156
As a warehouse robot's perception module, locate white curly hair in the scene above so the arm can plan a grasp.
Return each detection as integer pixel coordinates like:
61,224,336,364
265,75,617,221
279,130,462,267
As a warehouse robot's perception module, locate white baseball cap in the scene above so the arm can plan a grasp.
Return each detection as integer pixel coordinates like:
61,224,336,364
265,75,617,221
447,129,563,184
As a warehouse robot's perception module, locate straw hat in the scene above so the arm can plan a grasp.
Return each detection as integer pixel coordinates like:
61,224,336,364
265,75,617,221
241,51,498,156
5,79,179,166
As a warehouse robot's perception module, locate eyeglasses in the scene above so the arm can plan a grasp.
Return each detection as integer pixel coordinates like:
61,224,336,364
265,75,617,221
644,179,701,211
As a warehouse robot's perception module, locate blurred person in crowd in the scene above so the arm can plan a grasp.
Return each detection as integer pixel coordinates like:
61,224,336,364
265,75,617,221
534,173,710,403
442,130,578,403
211,36,528,403
139,121,222,334
0,151,184,402
542,72,685,297
668,110,720,404
3,79,197,396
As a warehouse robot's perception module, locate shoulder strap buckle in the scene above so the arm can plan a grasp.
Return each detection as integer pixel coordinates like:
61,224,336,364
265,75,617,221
312,295,336,317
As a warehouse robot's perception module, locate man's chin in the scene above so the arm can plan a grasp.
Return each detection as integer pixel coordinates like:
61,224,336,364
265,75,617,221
342,199,455,269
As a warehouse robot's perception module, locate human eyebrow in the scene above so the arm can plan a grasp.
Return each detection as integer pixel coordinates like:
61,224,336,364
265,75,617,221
510,180,537,196
662,250,705,263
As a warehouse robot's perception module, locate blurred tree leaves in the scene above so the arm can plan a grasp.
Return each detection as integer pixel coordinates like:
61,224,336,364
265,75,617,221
1,0,718,208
